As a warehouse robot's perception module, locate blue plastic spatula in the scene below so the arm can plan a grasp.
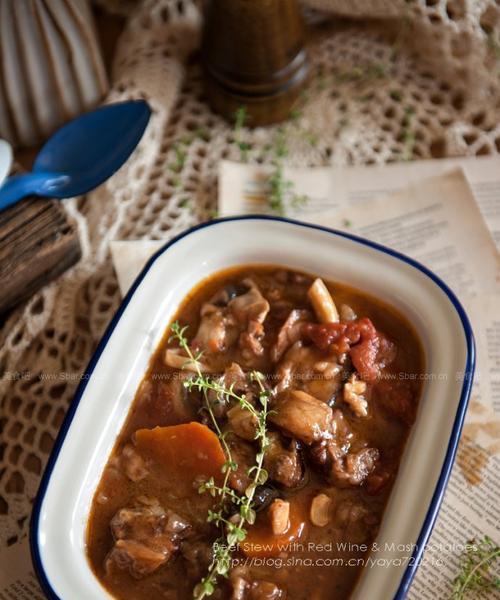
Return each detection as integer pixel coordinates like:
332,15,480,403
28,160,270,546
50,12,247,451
0,100,151,212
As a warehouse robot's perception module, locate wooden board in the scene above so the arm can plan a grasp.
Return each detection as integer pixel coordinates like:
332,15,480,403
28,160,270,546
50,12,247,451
0,197,81,314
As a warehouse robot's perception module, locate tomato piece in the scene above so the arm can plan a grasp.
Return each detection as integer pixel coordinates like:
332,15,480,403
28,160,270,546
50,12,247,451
307,318,395,382
305,322,347,350
350,337,380,382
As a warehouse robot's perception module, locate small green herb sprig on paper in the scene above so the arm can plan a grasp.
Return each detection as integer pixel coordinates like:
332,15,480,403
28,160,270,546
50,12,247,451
168,322,272,599
231,105,311,216
265,126,309,216
233,106,251,162
451,535,500,599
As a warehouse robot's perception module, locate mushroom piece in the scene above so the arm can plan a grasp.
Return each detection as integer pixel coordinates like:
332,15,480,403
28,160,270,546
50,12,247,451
164,348,212,373
269,499,290,535
193,308,234,353
340,303,357,322
343,374,368,417
310,493,331,527
271,309,311,363
307,278,339,324
229,279,270,327
229,279,270,359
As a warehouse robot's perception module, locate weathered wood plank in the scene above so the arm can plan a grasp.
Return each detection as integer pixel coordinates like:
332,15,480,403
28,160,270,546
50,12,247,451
0,197,81,313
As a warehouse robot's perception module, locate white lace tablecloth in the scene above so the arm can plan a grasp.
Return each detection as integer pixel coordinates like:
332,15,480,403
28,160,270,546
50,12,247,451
1,0,500,561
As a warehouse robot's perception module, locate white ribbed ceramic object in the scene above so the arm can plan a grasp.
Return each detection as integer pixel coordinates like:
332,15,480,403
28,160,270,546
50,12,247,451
0,0,108,148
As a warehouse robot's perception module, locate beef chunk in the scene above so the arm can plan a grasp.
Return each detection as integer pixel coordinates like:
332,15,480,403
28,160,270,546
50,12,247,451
332,447,379,486
106,497,190,578
239,321,266,358
228,403,258,441
309,409,378,486
274,342,342,403
223,362,249,392
269,390,333,445
366,454,398,494
207,363,249,419
109,539,169,577
264,432,303,488
230,568,285,600
227,435,256,494
330,408,354,447
311,441,378,487
366,468,394,495
192,279,270,359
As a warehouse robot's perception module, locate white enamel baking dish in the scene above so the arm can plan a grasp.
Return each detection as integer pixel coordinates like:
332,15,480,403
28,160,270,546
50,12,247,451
31,216,474,600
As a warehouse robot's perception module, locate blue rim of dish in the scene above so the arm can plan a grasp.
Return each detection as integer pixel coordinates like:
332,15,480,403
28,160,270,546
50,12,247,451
30,215,475,600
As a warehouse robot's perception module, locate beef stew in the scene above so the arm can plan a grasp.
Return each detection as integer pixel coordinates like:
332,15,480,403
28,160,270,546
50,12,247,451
86,265,424,600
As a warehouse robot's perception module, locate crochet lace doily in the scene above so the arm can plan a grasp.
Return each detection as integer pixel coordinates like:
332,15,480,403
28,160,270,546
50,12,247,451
1,0,500,575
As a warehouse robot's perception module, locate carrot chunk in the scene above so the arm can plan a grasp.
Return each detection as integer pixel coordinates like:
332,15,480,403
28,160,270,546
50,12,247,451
134,422,226,493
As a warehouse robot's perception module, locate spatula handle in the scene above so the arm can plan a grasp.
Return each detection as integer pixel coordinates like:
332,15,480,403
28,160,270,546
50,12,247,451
0,173,69,211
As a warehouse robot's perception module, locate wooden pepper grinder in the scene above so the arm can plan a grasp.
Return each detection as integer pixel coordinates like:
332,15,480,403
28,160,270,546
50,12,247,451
202,0,309,126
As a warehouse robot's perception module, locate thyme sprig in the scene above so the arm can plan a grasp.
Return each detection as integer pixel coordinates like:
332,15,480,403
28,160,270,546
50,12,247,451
452,535,500,599
230,105,311,216
233,106,251,162
265,127,309,216
168,322,271,599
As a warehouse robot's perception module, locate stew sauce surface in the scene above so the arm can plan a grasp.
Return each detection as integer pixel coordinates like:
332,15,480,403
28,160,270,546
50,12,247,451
87,266,424,600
